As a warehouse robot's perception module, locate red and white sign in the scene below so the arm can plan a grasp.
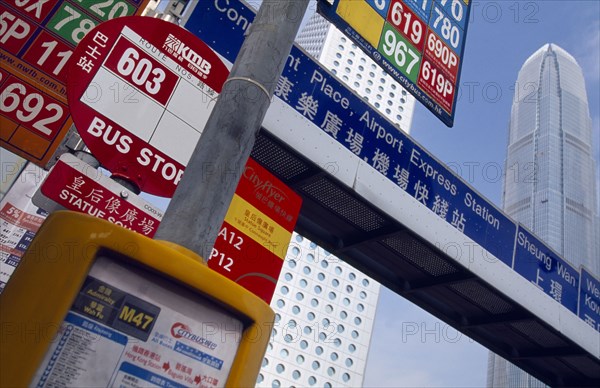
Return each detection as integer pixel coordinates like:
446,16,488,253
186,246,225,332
41,153,163,237
209,158,302,303
67,16,229,197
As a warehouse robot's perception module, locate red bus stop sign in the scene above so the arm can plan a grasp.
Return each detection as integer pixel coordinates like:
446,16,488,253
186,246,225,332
67,16,229,197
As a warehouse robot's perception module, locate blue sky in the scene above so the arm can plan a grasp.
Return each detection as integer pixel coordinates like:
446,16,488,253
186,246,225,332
363,1,600,386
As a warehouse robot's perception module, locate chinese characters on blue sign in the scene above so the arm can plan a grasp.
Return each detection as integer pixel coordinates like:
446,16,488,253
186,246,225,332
185,0,598,332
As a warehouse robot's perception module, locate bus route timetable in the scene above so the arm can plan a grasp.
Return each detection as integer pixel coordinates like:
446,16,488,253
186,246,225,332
318,0,472,127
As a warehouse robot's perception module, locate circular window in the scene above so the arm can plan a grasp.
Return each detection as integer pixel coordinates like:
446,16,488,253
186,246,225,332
310,298,319,307
319,332,327,341
349,272,356,281
297,354,305,364
304,326,312,335
335,53,342,58
352,330,359,339
303,266,311,275
291,246,300,256
346,285,353,293
292,305,300,314
327,367,336,376
300,340,308,349
272,379,281,388
343,297,350,306
357,303,365,312
299,279,308,288
323,318,330,326
308,376,317,386
281,286,289,295
340,310,348,319
337,324,345,333
284,334,293,343
257,373,264,383
328,291,336,300
292,370,301,380
346,358,354,367
307,253,315,262
321,260,329,269
315,346,323,356
314,285,322,294
330,352,339,361
276,299,285,308
334,338,342,347
332,279,339,287
362,279,370,287
324,383,332,388
343,373,351,382
307,311,316,320
360,291,367,299
262,358,269,367
296,292,304,301
326,304,333,313
312,361,320,370
317,272,325,281
284,272,293,281
288,319,297,328
295,235,304,242
287,259,296,268
276,364,285,373
335,266,342,275
349,344,356,352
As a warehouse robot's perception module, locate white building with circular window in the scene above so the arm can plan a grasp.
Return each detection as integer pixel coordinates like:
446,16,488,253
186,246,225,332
258,234,380,387
295,12,416,134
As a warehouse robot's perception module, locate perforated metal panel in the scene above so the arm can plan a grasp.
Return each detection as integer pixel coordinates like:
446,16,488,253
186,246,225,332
381,235,460,277
299,178,388,232
251,133,311,180
510,321,569,348
449,280,515,315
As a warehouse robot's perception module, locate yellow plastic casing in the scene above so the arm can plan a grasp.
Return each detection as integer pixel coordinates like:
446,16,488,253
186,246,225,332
0,211,274,387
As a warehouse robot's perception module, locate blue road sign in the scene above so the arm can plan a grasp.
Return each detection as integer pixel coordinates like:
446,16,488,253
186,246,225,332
513,226,579,314
579,268,600,332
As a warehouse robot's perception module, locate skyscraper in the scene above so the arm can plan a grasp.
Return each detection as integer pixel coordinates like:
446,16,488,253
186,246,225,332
258,235,380,387
488,43,599,387
258,13,417,387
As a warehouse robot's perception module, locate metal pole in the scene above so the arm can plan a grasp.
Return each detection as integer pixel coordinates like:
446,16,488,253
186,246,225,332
154,0,309,259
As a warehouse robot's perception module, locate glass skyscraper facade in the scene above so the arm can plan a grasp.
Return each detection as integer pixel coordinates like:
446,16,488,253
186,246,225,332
488,44,599,387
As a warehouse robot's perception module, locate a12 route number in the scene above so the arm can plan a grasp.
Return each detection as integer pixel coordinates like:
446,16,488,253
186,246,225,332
209,226,244,272
0,77,66,138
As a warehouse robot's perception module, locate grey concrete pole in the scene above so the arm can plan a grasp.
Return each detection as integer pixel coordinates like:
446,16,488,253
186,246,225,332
154,0,309,259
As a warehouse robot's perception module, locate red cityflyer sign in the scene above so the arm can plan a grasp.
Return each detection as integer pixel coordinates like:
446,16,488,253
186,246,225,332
209,158,302,303
67,16,229,197
0,0,151,167
41,154,161,237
